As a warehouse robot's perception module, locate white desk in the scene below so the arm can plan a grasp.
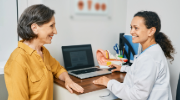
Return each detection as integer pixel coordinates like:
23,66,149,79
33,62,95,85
53,83,117,100
53,71,125,100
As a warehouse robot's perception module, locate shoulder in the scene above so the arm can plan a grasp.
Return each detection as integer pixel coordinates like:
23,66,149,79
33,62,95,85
135,45,162,67
6,47,29,68
5,58,28,75
142,44,165,63
136,44,167,71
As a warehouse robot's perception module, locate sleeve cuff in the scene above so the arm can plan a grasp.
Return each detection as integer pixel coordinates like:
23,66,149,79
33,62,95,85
107,79,119,91
55,68,67,79
120,65,127,72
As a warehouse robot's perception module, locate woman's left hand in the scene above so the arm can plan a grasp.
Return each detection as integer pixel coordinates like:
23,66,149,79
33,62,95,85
65,79,84,94
93,76,110,87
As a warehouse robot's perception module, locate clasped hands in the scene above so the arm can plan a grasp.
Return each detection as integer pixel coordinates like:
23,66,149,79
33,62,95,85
64,64,121,94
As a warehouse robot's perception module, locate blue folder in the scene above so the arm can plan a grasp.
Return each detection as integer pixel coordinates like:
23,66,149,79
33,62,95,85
123,35,139,61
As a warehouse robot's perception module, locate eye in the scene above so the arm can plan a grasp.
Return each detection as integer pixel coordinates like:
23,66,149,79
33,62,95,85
135,27,138,30
50,24,53,27
130,26,132,29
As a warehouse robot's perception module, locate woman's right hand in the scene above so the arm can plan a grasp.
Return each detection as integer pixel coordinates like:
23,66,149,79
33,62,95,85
108,64,121,72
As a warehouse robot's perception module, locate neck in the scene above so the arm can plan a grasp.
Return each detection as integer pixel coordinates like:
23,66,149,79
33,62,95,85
140,38,156,51
23,39,44,52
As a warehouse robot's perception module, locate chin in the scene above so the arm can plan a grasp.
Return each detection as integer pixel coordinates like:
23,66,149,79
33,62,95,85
45,41,52,44
132,40,138,43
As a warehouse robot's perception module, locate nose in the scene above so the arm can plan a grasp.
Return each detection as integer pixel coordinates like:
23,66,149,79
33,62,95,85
53,27,57,34
130,28,134,35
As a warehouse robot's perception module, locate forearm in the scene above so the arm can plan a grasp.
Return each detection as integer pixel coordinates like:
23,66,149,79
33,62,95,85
107,80,149,100
58,72,72,81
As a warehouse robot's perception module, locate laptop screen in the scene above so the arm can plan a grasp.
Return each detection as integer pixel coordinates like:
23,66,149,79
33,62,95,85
62,44,94,70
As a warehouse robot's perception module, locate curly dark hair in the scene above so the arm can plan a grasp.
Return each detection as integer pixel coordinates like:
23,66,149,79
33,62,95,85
17,4,55,40
134,11,175,62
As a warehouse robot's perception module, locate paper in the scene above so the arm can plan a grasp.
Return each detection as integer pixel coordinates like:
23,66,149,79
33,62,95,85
99,65,109,69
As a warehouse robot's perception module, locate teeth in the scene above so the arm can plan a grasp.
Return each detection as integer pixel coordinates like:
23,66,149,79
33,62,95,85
132,36,138,38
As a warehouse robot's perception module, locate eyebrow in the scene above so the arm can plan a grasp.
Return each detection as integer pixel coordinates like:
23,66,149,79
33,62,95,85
50,22,55,24
130,24,138,27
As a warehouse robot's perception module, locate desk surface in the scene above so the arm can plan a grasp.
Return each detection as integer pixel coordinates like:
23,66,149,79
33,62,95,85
54,71,126,95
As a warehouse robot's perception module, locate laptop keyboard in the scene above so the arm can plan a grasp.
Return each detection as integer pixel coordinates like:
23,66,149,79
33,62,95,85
71,68,102,75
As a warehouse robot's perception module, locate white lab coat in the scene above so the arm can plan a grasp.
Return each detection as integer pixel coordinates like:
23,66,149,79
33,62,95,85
107,44,172,100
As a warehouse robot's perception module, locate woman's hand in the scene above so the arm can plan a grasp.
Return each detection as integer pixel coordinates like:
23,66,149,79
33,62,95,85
109,64,122,72
59,72,84,94
65,78,84,94
93,76,110,87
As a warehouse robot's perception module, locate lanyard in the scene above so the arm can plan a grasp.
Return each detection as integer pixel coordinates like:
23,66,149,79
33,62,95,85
138,44,157,57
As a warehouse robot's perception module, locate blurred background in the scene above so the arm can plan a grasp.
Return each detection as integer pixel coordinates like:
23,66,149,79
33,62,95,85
0,0,180,100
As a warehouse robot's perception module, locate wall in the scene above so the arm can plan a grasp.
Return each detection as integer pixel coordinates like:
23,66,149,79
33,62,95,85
0,0,18,99
0,0,18,66
42,0,127,66
125,0,180,99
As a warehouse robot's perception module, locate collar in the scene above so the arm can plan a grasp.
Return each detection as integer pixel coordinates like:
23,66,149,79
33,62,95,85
136,44,157,58
18,40,35,55
18,40,46,55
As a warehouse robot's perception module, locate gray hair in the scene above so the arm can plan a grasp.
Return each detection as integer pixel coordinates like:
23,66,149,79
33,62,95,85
17,4,55,40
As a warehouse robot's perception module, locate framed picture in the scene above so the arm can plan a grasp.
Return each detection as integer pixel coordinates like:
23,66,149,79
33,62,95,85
73,0,109,15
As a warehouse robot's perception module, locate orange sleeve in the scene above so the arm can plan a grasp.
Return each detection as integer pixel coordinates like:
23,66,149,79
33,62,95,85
49,56,67,78
45,49,67,79
4,61,29,100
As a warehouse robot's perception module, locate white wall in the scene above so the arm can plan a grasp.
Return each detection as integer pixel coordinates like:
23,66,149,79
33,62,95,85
42,0,127,66
126,0,180,99
0,1,17,99
0,0,18,62
0,0,18,74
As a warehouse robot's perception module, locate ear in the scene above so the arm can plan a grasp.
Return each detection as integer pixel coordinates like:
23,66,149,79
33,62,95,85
31,23,39,35
148,27,156,36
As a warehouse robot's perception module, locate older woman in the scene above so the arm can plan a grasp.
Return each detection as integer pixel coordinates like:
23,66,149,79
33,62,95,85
4,4,83,100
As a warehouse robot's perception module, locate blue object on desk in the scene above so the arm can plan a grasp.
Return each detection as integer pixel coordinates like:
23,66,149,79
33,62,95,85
119,33,141,66
123,35,139,61
113,43,119,54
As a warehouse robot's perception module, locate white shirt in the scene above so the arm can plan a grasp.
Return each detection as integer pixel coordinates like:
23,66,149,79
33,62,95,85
107,44,172,100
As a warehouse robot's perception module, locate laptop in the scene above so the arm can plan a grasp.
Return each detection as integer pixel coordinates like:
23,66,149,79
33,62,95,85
61,44,111,79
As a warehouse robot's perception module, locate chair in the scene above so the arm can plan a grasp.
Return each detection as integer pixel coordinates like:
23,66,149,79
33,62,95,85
176,73,180,100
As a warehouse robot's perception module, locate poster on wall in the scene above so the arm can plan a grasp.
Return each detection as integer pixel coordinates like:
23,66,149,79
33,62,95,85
74,0,109,15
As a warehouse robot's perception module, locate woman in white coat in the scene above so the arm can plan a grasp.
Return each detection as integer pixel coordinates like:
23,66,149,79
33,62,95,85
93,11,175,100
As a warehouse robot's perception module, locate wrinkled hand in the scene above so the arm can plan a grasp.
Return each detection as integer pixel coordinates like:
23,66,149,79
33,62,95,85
109,64,121,72
65,79,84,94
93,76,110,87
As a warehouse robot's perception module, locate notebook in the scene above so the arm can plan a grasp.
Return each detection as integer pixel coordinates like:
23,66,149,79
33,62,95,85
61,44,111,79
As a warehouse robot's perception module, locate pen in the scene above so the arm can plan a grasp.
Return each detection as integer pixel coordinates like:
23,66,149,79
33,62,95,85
123,46,125,55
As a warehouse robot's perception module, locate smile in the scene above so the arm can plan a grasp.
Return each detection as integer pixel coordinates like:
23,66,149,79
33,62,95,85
132,36,138,38
49,35,53,39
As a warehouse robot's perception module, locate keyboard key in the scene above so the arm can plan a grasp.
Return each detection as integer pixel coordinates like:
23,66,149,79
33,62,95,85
71,68,102,75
